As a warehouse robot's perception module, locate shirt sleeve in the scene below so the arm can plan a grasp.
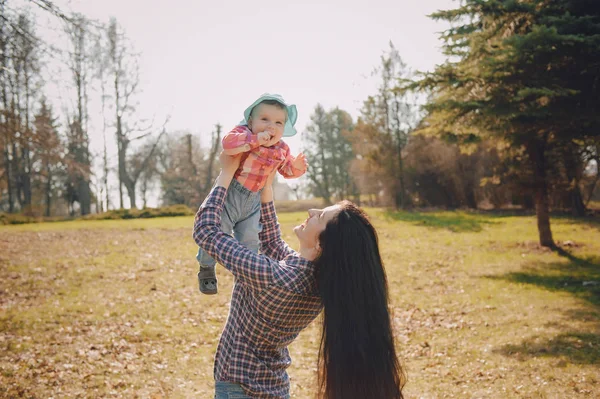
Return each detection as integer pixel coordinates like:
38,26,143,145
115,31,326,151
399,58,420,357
193,186,276,289
222,125,260,150
259,201,297,261
277,143,307,179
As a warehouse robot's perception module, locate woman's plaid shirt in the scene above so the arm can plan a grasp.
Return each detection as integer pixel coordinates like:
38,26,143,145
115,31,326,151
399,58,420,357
193,186,322,398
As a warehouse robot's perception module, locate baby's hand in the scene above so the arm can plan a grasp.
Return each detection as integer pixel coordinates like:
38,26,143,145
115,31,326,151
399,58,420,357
257,131,272,146
292,152,307,171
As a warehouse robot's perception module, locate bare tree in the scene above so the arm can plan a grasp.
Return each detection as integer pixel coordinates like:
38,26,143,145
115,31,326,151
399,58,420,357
378,43,417,208
1,12,42,212
63,13,93,214
157,125,221,207
0,0,15,212
202,124,221,196
0,0,72,213
104,17,170,209
96,36,111,211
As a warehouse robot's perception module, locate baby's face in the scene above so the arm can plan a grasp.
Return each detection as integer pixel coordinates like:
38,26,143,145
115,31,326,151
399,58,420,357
248,103,286,145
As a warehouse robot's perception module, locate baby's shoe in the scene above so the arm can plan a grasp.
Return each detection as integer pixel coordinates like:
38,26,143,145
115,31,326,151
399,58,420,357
198,266,217,295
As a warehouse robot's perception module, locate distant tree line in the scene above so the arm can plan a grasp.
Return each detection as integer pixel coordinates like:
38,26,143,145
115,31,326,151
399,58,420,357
301,1,599,248
0,1,184,216
1,1,598,249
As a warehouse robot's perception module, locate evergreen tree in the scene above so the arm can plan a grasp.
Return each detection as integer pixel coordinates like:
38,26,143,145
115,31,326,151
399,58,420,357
33,100,63,216
303,105,356,204
412,0,600,247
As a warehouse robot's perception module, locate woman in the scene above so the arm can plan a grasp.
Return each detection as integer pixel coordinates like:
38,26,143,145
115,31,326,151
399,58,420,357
193,153,405,399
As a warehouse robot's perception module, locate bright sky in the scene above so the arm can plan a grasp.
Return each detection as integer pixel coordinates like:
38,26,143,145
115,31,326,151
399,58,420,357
24,0,456,206
51,0,454,148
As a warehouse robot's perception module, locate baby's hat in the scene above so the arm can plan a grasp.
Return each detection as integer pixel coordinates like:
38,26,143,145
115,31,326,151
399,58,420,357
241,93,298,137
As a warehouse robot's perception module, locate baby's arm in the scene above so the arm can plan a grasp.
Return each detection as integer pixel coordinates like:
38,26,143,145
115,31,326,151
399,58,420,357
222,126,259,152
222,144,251,155
222,126,273,154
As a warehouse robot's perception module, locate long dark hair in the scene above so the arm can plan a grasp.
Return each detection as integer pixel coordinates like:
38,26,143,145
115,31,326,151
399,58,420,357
315,201,405,399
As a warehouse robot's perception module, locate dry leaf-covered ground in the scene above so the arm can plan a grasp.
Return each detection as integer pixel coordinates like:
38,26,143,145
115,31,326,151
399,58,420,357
1,210,599,398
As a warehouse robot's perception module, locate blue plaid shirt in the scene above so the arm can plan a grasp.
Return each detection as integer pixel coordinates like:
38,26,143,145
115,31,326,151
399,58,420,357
193,186,322,398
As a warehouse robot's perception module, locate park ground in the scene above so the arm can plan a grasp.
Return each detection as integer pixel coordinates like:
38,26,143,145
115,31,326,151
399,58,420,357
1,206,599,398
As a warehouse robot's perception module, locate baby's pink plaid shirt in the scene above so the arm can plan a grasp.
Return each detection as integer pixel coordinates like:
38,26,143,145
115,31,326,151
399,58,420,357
222,125,306,192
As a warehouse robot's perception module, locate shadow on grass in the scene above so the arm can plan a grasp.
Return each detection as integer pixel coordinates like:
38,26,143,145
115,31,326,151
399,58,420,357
552,213,600,232
384,208,600,233
384,210,499,233
494,332,600,364
491,253,600,364
489,254,600,307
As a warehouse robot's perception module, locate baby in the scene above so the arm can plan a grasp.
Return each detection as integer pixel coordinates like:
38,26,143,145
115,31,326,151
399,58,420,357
196,93,307,294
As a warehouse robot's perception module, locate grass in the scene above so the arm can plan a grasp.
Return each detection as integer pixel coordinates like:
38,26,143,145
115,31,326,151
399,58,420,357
0,204,194,225
1,209,599,398
384,209,500,232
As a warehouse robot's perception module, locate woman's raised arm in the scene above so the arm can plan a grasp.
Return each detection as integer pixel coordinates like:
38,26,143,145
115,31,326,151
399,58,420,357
193,154,277,289
259,170,297,261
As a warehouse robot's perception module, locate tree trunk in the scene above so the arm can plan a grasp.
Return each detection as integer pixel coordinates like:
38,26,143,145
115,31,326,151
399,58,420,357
522,194,535,210
71,121,91,215
534,183,554,247
77,177,91,214
124,180,136,209
0,0,10,212
465,189,478,209
103,152,110,210
117,114,125,209
22,65,31,208
316,123,331,203
563,146,586,217
45,165,51,217
22,147,31,206
204,125,222,193
118,181,124,209
528,138,554,247
570,186,586,217
117,131,136,208
12,141,22,209
395,144,406,209
3,146,13,212
141,180,148,208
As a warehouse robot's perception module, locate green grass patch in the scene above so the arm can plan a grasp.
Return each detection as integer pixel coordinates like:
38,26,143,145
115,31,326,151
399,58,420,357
384,209,500,232
1,210,599,397
0,204,194,226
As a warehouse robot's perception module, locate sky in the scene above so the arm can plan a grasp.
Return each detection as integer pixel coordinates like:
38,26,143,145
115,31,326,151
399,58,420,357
26,0,457,206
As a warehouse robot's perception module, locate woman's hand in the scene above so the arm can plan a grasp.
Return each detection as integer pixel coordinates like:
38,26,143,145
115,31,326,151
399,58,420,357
260,169,278,203
216,152,242,188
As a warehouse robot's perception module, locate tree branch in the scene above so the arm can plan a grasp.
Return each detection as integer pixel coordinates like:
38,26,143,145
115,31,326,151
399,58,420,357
132,116,170,182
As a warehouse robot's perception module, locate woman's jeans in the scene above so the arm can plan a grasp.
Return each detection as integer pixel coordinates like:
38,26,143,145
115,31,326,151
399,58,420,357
214,381,252,399
214,381,290,398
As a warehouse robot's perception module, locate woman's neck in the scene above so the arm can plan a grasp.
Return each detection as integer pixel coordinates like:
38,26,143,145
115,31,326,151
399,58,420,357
299,245,319,261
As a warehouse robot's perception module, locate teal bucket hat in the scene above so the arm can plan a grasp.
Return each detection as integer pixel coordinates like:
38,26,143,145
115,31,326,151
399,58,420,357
240,93,298,137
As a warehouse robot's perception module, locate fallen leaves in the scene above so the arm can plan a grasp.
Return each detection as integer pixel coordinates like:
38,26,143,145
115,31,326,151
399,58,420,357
2,213,600,398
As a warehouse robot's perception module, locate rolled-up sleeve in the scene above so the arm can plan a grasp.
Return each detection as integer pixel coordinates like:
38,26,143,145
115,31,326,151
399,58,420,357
222,126,260,150
259,201,297,261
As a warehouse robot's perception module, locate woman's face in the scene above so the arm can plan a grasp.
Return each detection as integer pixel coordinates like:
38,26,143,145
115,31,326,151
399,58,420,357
294,205,342,249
